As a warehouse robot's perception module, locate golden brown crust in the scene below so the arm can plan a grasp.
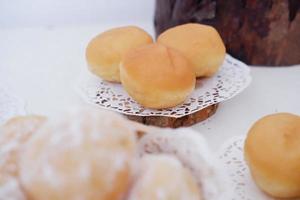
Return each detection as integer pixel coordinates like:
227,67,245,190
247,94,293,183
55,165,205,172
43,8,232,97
157,23,226,77
244,113,300,198
120,43,195,109
86,26,153,82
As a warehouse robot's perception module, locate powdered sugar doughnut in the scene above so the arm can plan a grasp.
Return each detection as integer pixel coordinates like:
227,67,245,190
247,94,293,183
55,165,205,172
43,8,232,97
138,128,231,200
129,154,203,200
0,115,46,200
19,107,137,200
0,115,46,176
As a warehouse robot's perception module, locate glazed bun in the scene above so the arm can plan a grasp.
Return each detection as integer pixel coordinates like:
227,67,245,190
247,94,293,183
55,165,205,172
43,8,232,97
120,43,195,109
157,23,226,77
0,115,46,200
129,154,203,200
19,108,137,200
86,26,153,82
244,113,300,198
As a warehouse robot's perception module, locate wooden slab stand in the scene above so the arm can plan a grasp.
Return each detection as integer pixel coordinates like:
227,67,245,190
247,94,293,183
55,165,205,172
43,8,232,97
125,104,218,128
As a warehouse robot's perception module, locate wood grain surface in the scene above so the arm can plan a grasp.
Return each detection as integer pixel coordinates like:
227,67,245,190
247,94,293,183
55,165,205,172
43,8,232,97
125,104,218,128
154,0,300,66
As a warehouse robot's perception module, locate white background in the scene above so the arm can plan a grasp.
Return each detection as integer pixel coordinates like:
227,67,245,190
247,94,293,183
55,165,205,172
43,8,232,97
0,0,299,150
0,0,155,28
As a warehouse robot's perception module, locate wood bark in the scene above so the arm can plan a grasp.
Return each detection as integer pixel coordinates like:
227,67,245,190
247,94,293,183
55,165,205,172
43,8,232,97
154,0,300,66
125,104,218,128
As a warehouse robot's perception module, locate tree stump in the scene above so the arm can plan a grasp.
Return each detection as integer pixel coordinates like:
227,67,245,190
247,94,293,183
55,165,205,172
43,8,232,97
154,0,300,66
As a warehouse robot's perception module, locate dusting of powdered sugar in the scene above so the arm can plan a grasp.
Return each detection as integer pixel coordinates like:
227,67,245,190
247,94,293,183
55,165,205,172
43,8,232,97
129,154,201,200
138,128,233,200
0,116,46,174
0,177,26,200
0,116,46,200
19,106,137,199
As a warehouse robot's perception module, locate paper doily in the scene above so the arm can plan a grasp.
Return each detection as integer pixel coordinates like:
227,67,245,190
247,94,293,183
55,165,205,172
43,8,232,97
218,136,274,200
78,54,251,118
0,85,26,125
137,128,232,200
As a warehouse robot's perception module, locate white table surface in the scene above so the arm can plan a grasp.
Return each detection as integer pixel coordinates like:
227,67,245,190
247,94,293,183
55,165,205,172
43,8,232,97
0,23,299,150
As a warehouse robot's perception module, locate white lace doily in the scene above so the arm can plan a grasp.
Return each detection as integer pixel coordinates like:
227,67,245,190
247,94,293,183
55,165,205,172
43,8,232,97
78,54,251,117
0,84,26,125
137,128,232,200
218,136,274,200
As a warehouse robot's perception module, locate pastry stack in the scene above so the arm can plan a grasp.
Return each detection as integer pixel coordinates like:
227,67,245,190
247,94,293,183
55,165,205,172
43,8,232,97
0,107,225,200
86,24,226,109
